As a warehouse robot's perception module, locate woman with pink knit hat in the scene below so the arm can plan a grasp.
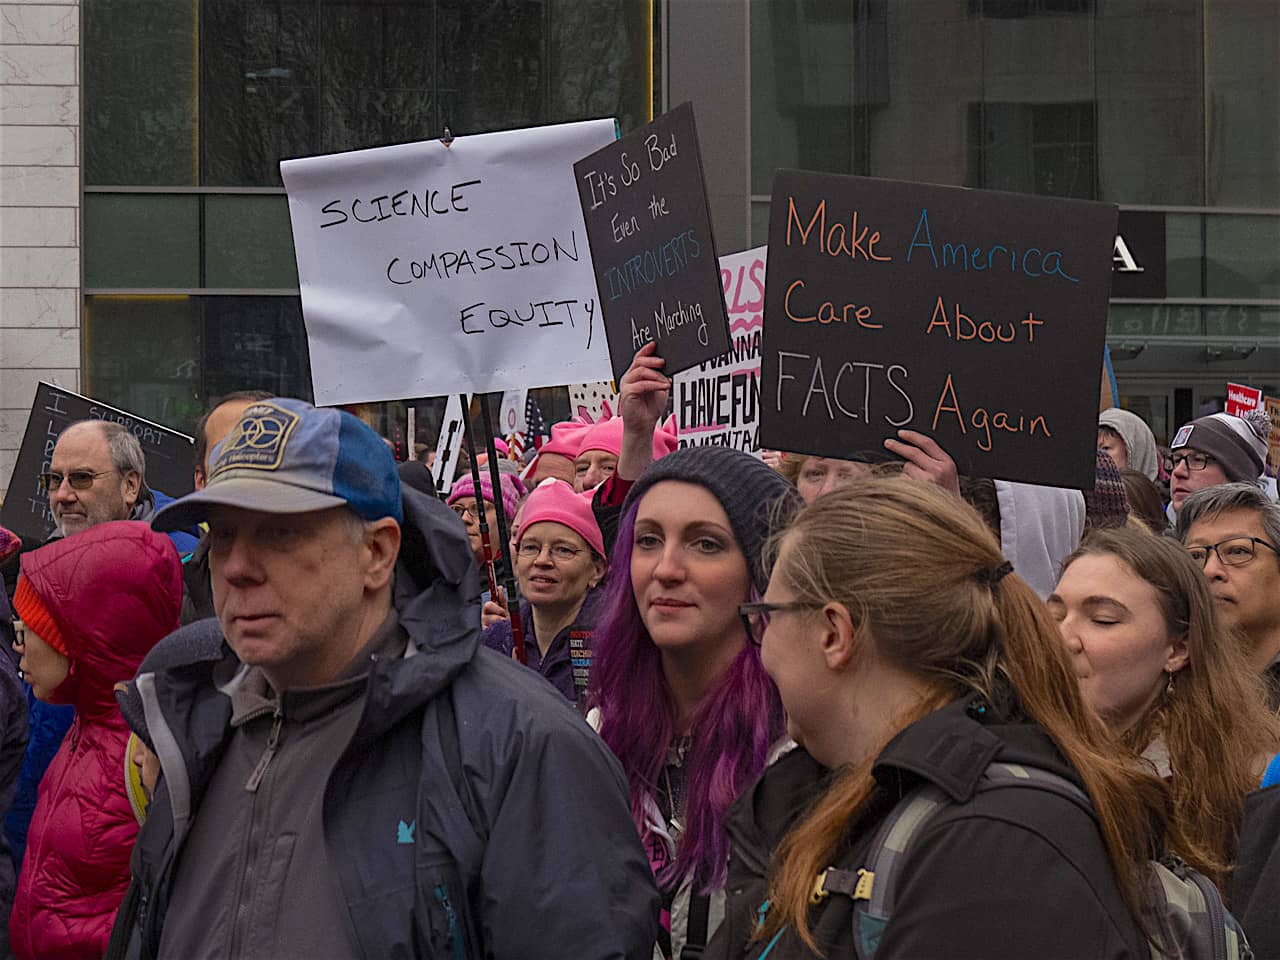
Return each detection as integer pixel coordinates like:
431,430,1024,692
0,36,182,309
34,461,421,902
446,471,526,595
574,411,679,493
483,479,607,705
527,420,591,486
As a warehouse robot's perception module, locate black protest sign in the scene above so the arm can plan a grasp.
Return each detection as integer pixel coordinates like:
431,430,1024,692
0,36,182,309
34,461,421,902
760,172,1118,489
0,383,195,545
575,102,730,383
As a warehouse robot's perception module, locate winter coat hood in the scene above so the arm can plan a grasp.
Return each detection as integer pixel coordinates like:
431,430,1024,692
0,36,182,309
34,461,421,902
20,521,182,718
11,522,181,960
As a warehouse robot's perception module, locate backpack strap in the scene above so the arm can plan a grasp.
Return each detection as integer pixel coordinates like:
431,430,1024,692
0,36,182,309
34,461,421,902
682,893,711,959
835,761,1094,960
1261,751,1280,789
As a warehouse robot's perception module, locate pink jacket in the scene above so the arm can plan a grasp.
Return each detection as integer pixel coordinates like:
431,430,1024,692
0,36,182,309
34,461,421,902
10,522,182,960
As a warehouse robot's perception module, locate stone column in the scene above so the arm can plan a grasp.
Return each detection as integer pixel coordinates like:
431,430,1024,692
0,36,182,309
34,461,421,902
0,0,80,500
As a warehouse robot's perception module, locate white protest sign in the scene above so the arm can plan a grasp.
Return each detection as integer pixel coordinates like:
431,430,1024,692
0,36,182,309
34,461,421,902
567,382,620,422
281,119,618,405
674,246,766,453
432,393,471,495
498,388,528,459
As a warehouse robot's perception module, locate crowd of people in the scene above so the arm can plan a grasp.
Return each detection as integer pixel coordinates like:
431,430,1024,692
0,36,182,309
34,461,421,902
0,344,1276,960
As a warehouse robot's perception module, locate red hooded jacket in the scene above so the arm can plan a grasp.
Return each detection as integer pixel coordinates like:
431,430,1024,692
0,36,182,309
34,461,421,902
10,521,182,960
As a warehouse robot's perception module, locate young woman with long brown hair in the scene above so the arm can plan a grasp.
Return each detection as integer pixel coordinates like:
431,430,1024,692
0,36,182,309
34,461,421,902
708,478,1171,960
1051,526,1280,890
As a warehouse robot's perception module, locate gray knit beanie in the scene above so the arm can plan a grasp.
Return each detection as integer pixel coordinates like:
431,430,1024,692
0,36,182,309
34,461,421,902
1171,409,1270,483
622,447,802,593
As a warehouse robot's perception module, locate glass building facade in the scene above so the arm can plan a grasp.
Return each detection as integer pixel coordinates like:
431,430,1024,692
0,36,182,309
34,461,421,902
81,0,654,439
744,0,1279,440
79,0,1277,446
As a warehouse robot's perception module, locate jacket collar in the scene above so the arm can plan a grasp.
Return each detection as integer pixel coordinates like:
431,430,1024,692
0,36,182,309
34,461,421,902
871,699,1080,803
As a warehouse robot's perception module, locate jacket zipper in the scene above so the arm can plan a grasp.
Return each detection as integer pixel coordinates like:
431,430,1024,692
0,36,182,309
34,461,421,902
1188,869,1232,960
244,709,283,793
229,709,283,957
434,884,466,960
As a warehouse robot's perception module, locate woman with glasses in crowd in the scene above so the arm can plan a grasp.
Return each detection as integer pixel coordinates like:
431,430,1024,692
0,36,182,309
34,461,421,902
482,478,606,706
590,445,800,960
446,470,525,602
711,479,1173,960
1050,527,1278,894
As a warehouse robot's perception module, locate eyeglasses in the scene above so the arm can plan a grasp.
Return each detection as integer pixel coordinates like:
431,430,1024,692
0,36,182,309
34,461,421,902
516,542,584,563
1166,451,1217,473
738,601,821,647
11,621,25,650
450,503,490,521
38,469,116,493
1186,536,1279,569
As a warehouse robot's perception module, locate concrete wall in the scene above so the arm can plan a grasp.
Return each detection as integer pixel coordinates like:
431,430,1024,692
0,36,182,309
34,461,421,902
0,0,80,501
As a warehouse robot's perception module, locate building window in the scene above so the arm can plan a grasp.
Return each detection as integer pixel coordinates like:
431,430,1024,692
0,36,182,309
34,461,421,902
968,102,1097,200
969,0,1093,17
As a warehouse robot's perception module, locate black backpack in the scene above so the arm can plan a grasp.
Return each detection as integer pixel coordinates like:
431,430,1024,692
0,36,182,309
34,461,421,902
806,760,1252,960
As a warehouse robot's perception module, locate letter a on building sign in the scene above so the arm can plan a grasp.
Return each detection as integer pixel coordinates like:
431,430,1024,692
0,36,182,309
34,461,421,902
281,119,617,405
760,171,1118,490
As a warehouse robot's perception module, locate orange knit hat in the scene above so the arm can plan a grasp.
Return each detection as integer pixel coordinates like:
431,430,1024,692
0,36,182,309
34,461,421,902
13,575,68,657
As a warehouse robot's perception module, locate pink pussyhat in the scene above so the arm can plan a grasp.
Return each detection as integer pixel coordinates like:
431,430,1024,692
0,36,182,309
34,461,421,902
517,478,606,558
538,420,592,460
578,415,679,462
523,420,593,483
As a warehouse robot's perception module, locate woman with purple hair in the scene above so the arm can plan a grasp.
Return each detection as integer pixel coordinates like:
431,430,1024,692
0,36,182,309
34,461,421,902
589,445,801,960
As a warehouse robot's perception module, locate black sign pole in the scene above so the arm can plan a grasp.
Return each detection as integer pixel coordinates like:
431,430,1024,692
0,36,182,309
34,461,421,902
478,396,525,664
460,395,501,602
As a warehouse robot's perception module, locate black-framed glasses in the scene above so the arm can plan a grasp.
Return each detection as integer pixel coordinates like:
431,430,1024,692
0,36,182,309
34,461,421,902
1166,451,1217,473
516,542,584,563
38,469,116,493
738,601,821,646
1186,536,1279,569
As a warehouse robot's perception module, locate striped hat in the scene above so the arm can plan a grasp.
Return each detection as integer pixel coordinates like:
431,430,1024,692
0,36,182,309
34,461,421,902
1171,408,1269,483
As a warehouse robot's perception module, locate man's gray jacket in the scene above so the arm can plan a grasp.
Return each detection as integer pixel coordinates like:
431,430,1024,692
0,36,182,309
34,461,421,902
112,486,660,959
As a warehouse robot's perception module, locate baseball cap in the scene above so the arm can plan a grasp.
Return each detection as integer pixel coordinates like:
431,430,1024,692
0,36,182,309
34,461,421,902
152,398,402,531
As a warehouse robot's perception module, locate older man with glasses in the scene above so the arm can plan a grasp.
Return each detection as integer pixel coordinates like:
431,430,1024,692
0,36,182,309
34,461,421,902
1177,482,1280,707
41,420,147,538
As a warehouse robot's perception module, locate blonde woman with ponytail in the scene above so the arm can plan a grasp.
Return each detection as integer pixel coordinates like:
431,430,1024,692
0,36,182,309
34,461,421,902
707,478,1168,960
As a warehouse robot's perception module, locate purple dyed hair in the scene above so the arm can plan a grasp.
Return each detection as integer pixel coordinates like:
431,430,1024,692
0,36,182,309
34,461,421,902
589,498,785,892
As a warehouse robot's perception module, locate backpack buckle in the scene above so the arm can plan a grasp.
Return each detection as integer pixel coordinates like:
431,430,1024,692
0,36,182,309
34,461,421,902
810,869,830,904
854,868,875,901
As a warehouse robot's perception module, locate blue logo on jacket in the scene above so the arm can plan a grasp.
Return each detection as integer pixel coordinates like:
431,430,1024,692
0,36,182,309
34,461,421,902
397,819,416,845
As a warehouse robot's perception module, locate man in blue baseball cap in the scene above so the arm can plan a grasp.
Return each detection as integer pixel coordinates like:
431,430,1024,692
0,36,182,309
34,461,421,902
110,398,660,959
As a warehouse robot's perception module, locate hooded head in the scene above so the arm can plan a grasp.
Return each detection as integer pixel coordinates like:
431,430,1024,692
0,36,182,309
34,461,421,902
15,521,182,716
1098,407,1160,481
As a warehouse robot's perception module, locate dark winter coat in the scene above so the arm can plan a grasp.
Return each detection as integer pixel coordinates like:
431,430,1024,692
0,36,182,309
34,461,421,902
1230,782,1280,959
706,700,1150,960
113,487,660,960
481,589,600,703
10,523,182,960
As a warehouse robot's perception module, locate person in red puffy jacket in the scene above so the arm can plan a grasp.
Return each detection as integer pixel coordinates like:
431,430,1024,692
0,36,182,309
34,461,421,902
8,521,182,960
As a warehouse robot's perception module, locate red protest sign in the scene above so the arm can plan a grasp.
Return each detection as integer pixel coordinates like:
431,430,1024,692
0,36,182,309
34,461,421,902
1225,382,1263,417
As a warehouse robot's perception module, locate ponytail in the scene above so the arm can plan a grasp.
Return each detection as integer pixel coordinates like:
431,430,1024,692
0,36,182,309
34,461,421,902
754,480,1167,952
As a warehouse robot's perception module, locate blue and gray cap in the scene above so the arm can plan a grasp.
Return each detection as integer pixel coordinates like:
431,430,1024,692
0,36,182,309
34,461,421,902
152,397,402,532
